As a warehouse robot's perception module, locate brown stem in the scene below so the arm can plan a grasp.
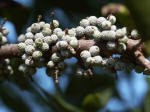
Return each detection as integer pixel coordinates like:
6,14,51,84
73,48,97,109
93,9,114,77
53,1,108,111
0,39,149,72
55,69,59,83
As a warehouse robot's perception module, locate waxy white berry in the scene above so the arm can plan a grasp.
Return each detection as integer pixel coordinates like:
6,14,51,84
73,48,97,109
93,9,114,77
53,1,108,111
101,30,116,41
108,15,116,24
93,56,103,66
25,39,34,45
18,42,26,52
25,45,35,55
89,46,100,56
31,23,41,33
47,61,55,68
80,19,90,27
106,41,116,50
42,28,52,36
88,16,97,25
18,34,26,42
69,39,78,49
84,26,94,36
76,26,85,37
56,41,68,50
51,53,61,63
80,50,91,60
25,32,34,39
34,33,44,39
101,20,111,30
131,29,139,39
93,30,101,41
2,28,9,36
52,20,59,28
41,43,49,51
35,38,43,47
32,51,43,60
97,17,106,27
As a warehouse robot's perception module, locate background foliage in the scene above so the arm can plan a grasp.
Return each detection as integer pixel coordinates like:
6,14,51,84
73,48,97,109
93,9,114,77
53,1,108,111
0,0,150,112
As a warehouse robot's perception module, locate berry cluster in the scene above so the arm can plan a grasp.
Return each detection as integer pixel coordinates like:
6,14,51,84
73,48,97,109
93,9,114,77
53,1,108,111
0,18,9,47
17,13,145,82
0,18,13,80
0,58,13,81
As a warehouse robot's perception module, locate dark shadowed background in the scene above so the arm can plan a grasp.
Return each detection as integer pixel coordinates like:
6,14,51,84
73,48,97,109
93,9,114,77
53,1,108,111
0,0,150,112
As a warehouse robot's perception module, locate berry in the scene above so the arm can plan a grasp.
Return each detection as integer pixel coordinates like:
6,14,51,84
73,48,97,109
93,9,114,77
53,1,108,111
41,43,49,51
62,35,72,42
84,26,94,36
76,68,84,76
69,39,78,49
97,17,106,27
47,61,55,68
68,29,76,37
22,54,28,60
101,30,116,41
18,34,26,42
51,53,61,63
43,36,53,45
89,46,100,56
116,27,127,38
39,21,45,29
86,57,95,65
88,16,97,25
56,41,68,50
93,56,102,65
2,28,9,36
60,50,71,58
35,38,43,47
117,43,126,53
31,23,41,33
52,20,59,28
25,58,34,66
80,19,90,27
108,15,116,24
53,28,62,34
131,29,139,39
75,26,85,37
18,65,26,72
101,20,111,29
0,33,2,40
26,27,31,32
93,30,101,41
1,36,7,44
42,28,52,36
25,39,34,45
111,25,117,31
80,50,91,60
32,51,43,60
44,23,50,29
106,41,116,50
34,33,44,39
25,32,34,39
50,34,58,43
118,36,128,43
57,31,65,39
25,45,35,55
18,42,26,52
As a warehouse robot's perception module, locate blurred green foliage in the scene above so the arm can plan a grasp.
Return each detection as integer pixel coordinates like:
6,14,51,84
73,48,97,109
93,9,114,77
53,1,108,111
0,0,150,112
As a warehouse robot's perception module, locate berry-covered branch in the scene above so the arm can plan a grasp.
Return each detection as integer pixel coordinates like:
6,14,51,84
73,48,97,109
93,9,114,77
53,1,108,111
0,13,149,83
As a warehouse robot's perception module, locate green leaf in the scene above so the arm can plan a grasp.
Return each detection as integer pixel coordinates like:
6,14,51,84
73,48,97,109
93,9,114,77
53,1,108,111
82,89,113,112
